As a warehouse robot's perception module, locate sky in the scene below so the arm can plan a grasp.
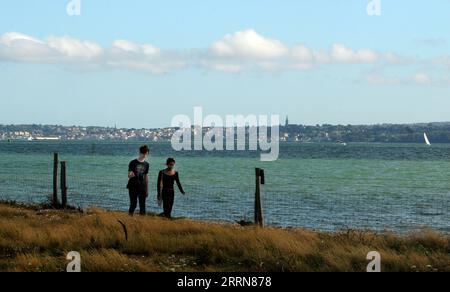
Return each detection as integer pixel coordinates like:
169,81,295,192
0,0,450,128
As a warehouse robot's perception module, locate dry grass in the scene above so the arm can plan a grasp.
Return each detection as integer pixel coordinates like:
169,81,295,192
0,202,448,272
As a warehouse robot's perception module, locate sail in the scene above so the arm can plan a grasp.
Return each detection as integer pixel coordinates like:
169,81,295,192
424,133,431,146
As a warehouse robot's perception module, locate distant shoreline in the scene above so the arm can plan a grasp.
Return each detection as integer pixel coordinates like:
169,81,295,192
1,140,449,145
3,122,450,143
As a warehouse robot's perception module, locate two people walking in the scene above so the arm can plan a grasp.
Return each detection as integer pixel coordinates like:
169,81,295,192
126,145,185,218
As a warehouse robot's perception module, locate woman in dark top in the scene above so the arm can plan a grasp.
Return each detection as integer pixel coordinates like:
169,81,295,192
157,158,185,218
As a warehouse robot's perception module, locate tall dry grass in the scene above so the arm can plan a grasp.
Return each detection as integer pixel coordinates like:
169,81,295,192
0,203,448,272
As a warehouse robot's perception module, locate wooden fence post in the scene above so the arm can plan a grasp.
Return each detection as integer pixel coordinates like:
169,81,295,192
255,168,264,227
52,153,59,206
60,161,67,208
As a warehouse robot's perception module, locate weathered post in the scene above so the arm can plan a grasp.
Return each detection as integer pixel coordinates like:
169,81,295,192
255,168,265,227
53,153,59,206
61,161,67,208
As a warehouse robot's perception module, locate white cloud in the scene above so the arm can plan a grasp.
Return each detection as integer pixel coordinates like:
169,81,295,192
411,73,431,84
0,32,54,62
0,30,383,74
0,33,103,62
354,49,379,63
113,40,160,56
331,44,378,63
47,36,103,59
206,30,382,72
109,40,184,74
0,32,44,46
331,44,354,62
0,30,448,84
200,61,243,73
210,29,288,59
312,50,331,64
112,40,142,53
0,32,182,74
291,44,314,62
384,52,407,64
106,60,184,75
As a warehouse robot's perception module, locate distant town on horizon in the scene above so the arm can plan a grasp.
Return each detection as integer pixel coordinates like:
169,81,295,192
2,121,450,143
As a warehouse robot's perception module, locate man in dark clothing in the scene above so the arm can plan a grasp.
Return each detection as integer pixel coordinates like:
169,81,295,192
127,145,150,216
157,158,185,218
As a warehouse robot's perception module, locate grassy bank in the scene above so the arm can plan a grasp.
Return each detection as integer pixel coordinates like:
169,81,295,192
0,202,449,272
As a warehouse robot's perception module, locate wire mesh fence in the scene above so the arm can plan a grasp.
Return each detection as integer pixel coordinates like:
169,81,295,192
0,153,449,234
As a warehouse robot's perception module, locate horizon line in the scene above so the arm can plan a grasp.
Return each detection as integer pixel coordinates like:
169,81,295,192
2,121,450,130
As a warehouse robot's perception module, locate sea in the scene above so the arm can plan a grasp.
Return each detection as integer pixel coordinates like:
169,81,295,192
0,141,449,234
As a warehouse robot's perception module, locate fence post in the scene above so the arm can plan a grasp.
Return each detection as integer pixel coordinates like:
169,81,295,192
61,161,67,208
53,153,59,206
255,168,264,227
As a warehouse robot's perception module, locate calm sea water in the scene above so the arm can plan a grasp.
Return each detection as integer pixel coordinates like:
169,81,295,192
0,141,449,233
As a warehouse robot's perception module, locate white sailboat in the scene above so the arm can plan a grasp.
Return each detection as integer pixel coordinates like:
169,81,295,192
424,133,431,146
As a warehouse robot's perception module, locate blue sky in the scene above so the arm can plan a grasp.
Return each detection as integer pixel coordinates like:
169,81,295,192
1,0,450,128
